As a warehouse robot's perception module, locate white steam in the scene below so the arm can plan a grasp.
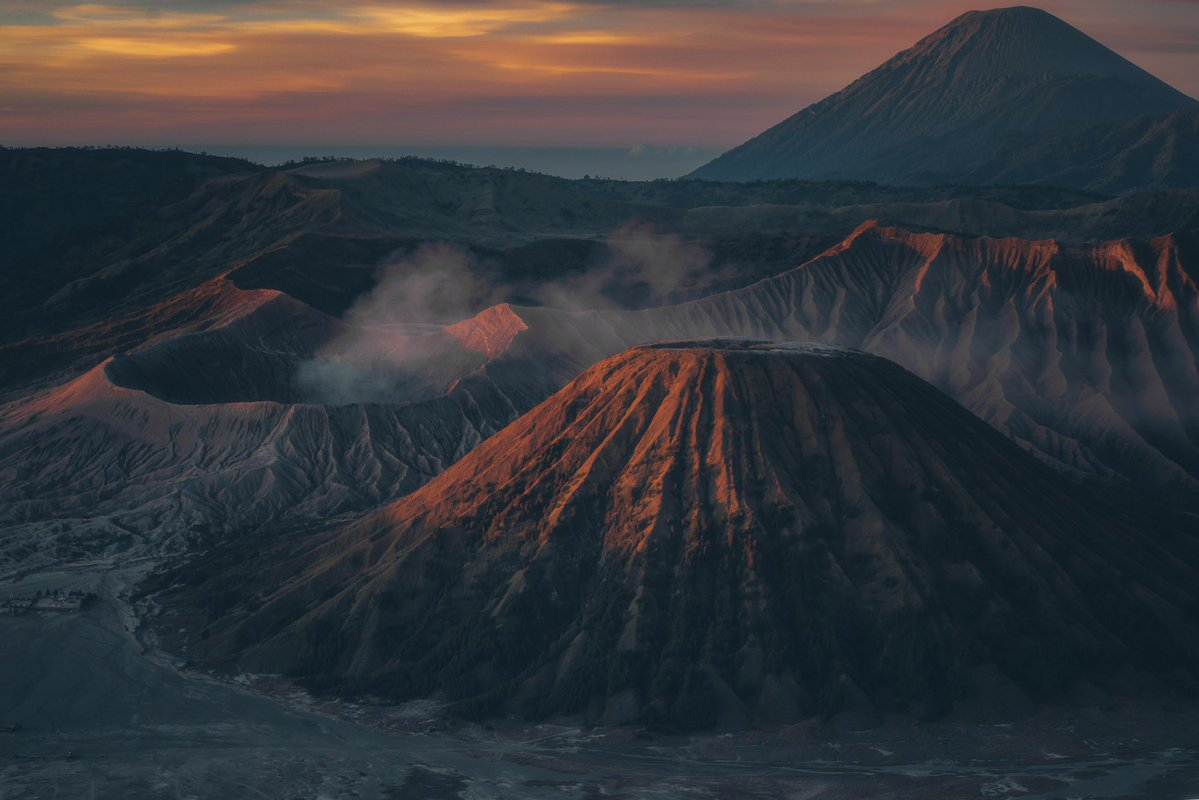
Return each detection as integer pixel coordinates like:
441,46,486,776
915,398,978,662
296,243,495,405
297,228,725,404
536,222,722,310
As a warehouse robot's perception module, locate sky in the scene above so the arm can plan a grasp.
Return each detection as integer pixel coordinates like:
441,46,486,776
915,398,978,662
1,0,1197,173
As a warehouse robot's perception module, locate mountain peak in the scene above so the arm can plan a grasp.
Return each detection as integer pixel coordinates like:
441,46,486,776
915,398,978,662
690,6,1196,187
905,5,1168,84
963,6,1056,21
445,302,528,358
945,6,1063,32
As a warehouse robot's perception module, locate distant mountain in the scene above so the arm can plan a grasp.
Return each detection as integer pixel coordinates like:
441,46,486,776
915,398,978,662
962,108,1199,193
690,7,1198,192
170,342,1199,729
0,147,257,271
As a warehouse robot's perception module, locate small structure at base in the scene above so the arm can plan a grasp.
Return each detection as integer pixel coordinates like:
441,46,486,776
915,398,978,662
34,593,83,612
4,590,86,615
4,598,33,615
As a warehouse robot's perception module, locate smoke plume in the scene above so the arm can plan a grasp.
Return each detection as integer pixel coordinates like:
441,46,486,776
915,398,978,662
297,243,497,405
536,222,723,310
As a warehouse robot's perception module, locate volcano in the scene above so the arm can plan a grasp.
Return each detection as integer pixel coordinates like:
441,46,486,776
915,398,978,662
172,341,1199,729
501,223,1199,504
9,221,1198,580
690,7,1198,190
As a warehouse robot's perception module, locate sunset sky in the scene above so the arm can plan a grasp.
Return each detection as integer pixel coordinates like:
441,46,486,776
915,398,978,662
2,0,1196,156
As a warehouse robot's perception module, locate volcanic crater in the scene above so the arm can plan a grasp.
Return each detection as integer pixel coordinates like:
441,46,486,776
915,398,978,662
158,340,1199,730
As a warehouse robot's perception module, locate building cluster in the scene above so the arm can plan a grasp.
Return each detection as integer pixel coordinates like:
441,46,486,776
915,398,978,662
3,590,86,615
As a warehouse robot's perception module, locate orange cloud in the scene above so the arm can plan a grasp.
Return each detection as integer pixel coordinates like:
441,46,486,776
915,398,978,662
0,1,1194,149
348,3,575,37
76,37,237,57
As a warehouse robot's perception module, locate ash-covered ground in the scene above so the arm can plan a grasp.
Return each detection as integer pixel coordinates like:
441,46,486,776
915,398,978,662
2,565,1198,800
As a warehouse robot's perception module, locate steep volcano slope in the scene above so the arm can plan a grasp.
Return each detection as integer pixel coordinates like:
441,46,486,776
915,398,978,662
501,224,1199,504
175,342,1199,729
691,7,1197,189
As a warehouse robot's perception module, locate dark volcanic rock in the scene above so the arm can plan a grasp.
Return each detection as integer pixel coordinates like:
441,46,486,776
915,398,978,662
176,342,1199,729
0,295,543,564
505,223,1199,506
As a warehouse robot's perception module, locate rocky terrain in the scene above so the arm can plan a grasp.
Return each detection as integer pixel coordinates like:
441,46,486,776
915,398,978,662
486,223,1199,507
11,146,1199,392
961,108,1199,193
162,342,1199,729
6,219,1199,584
0,285,557,580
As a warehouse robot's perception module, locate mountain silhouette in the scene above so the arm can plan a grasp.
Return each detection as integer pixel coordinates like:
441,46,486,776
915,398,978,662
690,7,1197,191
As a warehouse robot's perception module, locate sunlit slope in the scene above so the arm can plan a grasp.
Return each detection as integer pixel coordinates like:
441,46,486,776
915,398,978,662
506,223,1199,502
178,342,1199,728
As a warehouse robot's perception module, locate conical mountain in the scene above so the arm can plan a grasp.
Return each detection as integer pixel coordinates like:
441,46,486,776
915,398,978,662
690,6,1197,189
173,342,1199,729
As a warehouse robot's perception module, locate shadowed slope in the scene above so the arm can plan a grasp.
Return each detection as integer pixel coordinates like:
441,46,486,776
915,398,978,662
691,7,1197,189
174,342,1199,729
962,108,1199,193
8,147,1199,396
0,295,548,576
0,173,341,391
6,221,1197,578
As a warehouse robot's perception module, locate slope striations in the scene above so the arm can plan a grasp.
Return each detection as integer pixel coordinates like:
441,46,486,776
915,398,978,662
690,7,1198,190
7,221,1197,579
0,293,549,577
500,224,1199,504
172,342,1199,729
